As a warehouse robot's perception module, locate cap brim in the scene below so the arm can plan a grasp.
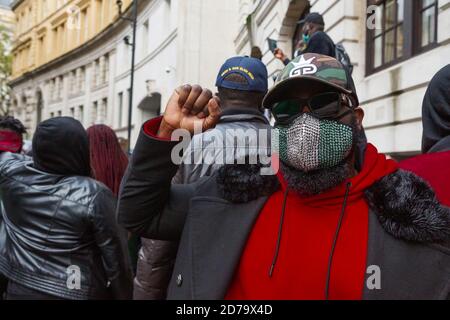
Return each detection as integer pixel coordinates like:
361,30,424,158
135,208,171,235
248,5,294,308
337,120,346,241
263,76,353,109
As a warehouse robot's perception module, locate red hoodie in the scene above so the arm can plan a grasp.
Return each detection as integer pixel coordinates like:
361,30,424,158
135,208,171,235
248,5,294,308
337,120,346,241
400,150,450,207
225,144,398,300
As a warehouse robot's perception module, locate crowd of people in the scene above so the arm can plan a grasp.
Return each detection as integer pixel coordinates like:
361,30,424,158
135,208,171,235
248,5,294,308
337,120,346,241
0,13,449,301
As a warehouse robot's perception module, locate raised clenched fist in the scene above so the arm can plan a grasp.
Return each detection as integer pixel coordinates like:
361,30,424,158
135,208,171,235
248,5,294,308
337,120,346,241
158,84,222,139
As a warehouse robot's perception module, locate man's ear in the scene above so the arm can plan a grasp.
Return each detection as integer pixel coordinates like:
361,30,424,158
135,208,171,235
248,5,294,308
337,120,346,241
354,107,364,129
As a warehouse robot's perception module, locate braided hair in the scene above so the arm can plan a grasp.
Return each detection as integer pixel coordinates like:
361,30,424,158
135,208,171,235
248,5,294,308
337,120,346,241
87,125,129,197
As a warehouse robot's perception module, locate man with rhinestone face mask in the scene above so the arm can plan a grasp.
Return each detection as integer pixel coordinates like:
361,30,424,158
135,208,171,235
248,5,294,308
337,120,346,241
119,54,450,300
265,54,367,197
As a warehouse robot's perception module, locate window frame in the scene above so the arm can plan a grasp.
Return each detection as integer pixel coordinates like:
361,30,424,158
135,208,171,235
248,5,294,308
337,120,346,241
413,0,439,54
366,0,406,74
366,0,439,75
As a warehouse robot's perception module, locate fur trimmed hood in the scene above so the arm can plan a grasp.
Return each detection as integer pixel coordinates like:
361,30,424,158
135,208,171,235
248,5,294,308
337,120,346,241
217,165,450,244
365,169,450,243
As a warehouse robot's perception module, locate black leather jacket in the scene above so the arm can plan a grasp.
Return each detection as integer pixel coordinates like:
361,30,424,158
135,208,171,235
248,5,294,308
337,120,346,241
0,153,132,300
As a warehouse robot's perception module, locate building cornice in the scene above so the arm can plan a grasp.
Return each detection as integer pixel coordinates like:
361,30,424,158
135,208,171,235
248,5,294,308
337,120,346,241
9,3,135,87
11,0,24,10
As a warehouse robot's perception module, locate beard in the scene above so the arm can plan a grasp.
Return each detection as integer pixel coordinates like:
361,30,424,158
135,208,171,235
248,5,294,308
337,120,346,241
280,158,353,196
280,120,366,197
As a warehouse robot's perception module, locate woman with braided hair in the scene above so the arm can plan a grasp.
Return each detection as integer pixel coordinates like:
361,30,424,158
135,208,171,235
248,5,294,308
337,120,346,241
87,125,129,197
86,125,139,276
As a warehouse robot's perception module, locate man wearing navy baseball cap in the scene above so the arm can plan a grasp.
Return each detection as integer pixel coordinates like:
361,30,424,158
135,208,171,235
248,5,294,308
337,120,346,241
172,55,270,183
215,56,269,94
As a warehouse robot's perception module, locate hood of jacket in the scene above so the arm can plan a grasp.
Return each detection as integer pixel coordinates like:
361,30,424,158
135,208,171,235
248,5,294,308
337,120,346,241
422,64,450,153
32,117,91,177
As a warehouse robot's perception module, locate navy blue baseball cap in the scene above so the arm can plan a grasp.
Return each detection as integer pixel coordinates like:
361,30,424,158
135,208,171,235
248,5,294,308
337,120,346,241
216,56,268,93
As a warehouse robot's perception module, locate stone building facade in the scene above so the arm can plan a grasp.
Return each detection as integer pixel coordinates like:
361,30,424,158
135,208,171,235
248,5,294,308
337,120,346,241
9,0,238,146
235,0,450,156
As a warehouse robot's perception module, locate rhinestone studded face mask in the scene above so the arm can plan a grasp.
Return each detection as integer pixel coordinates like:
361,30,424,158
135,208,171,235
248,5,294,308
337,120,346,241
276,113,354,172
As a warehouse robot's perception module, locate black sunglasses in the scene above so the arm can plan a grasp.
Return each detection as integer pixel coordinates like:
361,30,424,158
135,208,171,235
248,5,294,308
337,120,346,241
272,92,353,124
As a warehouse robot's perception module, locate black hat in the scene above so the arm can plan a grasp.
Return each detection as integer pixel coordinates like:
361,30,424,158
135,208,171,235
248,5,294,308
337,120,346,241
299,12,325,26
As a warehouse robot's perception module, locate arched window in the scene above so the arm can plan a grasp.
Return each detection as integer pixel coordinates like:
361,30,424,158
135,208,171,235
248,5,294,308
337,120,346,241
291,8,310,59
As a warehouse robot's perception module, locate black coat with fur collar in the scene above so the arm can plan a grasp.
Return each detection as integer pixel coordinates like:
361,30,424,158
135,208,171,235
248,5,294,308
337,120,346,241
118,128,450,300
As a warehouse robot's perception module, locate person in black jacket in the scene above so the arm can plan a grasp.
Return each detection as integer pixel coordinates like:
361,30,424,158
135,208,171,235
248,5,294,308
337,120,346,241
0,116,27,299
0,117,132,300
275,12,335,65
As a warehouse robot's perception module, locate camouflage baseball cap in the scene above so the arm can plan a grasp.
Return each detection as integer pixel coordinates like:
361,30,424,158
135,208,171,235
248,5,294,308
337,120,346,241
263,53,359,108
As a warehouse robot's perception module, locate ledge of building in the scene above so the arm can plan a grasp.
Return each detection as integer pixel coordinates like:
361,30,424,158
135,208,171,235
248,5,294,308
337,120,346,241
9,2,136,87
11,0,24,10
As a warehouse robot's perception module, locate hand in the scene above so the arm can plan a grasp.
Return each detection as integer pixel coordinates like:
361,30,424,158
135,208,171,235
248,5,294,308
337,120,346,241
274,48,287,61
158,84,222,139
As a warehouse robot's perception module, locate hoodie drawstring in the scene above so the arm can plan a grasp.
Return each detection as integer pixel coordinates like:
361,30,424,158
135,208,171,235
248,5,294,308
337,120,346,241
325,181,352,300
268,187,289,278
268,181,352,292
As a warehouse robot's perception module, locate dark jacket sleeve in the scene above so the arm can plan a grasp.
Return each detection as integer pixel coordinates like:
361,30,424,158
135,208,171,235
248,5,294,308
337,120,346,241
283,58,291,66
303,32,336,57
89,189,133,300
117,123,196,241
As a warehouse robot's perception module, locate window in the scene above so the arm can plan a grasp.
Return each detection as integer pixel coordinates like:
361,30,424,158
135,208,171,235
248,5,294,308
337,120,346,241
70,107,75,118
416,0,438,50
366,0,438,74
93,59,100,87
101,98,108,123
70,71,76,94
57,76,63,99
28,6,32,29
118,92,123,128
102,54,109,84
367,0,404,70
79,67,86,92
38,35,46,64
80,7,89,42
78,105,84,123
60,23,66,53
92,101,98,124
49,79,55,101
95,0,104,30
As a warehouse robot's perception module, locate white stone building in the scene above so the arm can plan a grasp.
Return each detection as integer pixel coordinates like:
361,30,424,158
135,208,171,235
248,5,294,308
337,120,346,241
0,0,14,115
10,0,450,156
235,0,450,157
10,0,239,146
